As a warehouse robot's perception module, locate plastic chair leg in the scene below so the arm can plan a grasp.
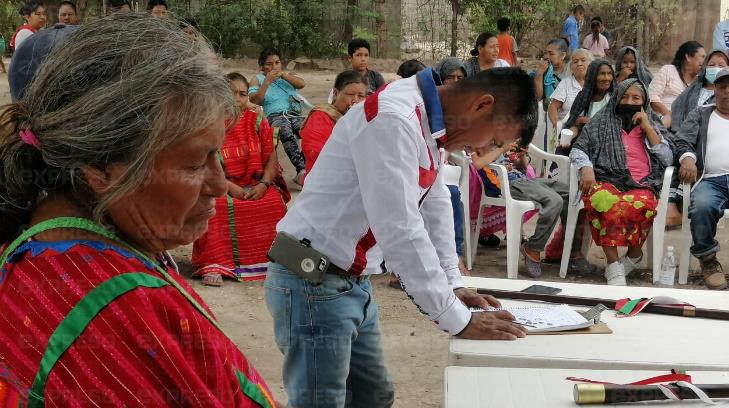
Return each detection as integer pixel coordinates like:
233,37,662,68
505,208,527,279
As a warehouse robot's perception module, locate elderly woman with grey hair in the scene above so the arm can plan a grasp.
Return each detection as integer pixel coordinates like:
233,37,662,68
0,14,278,407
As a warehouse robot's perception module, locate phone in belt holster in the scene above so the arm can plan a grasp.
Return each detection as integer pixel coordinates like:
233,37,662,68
267,232,330,284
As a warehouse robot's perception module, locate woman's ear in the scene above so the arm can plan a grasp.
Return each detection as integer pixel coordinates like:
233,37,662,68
80,166,114,195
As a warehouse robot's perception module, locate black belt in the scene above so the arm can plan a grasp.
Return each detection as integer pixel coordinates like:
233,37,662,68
326,263,370,282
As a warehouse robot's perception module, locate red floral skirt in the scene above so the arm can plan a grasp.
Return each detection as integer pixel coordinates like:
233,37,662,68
583,182,658,247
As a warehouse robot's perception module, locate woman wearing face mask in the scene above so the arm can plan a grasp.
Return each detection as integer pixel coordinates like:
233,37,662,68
300,70,368,183
570,79,673,285
662,49,729,226
615,46,653,85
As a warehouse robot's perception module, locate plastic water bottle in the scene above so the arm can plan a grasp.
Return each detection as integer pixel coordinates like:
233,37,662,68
658,246,677,287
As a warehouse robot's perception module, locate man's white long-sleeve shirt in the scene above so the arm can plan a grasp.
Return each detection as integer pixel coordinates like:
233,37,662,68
277,68,472,335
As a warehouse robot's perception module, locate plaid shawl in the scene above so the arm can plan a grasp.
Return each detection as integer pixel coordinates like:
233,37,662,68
564,59,615,129
614,46,653,86
572,78,669,193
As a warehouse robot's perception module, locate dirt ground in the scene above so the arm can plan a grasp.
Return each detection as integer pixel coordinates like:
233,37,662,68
3,56,729,407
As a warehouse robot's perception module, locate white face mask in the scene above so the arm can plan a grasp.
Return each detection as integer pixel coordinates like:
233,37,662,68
705,67,723,84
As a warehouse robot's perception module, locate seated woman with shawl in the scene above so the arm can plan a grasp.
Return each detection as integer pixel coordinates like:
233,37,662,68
614,46,653,85
300,70,368,180
192,72,290,284
558,59,615,156
570,79,673,285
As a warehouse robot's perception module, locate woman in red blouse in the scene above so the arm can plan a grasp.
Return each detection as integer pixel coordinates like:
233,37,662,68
300,70,368,182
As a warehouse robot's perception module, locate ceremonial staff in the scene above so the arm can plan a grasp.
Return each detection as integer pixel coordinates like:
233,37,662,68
574,382,729,404
475,288,729,320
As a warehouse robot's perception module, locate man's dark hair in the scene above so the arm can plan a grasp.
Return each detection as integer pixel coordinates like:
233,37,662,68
591,16,603,24
58,1,76,12
348,38,371,56
496,17,511,32
453,67,538,145
396,59,426,78
258,47,282,67
573,4,585,14
225,72,249,87
334,70,368,91
147,0,167,10
19,1,43,17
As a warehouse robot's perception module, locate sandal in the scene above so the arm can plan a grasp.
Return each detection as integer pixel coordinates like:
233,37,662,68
520,244,542,278
201,272,223,287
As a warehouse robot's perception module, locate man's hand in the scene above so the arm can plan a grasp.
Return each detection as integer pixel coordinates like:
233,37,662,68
537,60,549,76
679,157,698,184
458,311,527,340
579,167,596,195
454,287,501,309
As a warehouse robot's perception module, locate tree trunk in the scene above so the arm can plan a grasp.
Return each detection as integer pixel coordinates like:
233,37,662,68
344,0,358,45
449,0,460,57
375,0,387,58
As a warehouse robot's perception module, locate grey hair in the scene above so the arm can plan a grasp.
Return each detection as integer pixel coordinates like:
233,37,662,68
0,13,236,242
571,48,594,63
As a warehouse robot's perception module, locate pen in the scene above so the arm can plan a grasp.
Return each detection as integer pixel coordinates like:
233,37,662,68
510,320,537,328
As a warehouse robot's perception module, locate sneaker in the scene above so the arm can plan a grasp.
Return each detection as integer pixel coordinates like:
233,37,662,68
520,244,542,278
569,257,599,275
620,254,643,277
604,262,627,286
700,254,727,290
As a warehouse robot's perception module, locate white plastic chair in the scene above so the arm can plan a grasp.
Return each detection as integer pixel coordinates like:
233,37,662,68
447,151,474,270
678,182,729,284
469,144,570,278
562,166,674,282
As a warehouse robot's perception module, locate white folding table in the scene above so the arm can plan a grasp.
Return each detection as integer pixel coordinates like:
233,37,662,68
450,277,729,370
445,367,729,407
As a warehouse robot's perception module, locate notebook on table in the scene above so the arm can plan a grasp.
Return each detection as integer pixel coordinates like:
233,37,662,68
470,304,610,334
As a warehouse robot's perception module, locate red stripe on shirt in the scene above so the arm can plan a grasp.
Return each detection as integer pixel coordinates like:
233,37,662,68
348,230,376,275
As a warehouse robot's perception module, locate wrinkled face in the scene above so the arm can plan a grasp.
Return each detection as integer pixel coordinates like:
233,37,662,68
261,54,282,74
348,47,370,72
687,47,707,72
619,85,645,106
443,68,466,85
479,37,500,62
230,79,249,111
333,82,367,114
595,64,614,93
25,5,46,29
571,52,589,78
545,43,565,66
103,117,228,253
620,51,636,72
707,52,729,69
150,5,168,18
58,4,77,25
716,79,729,112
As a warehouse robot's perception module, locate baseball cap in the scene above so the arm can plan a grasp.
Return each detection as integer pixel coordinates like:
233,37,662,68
715,67,729,85
9,23,78,101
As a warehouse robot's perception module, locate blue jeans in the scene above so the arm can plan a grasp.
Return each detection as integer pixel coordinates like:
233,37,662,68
265,262,395,408
689,175,729,257
448,185,464,256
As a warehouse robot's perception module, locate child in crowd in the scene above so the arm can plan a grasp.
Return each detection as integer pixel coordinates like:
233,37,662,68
348,38,385,94
496,17,519,66
471,144,594,277
583,20,610,58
